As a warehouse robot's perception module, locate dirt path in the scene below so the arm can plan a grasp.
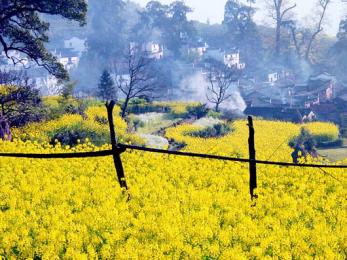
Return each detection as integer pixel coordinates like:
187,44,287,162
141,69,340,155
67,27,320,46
139,134,169,149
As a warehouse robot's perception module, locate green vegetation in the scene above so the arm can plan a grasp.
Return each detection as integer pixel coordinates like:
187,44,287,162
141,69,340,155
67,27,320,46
188,123,232,138
130,113,181,135
48,123,108,147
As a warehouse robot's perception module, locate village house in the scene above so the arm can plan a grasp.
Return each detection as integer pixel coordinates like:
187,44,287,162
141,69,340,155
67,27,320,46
130,41,164,60
188,41,208,57
267,69,294,85
64,37,87,55
224,50,245,70
293,72,335,108
51,48,80,71
203,48,246,70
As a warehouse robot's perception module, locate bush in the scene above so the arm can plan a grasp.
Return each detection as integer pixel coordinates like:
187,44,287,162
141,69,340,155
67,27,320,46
0,84,45,127
129,98,148,105
207,110,221,119
189,123,232,138
316,139,343,149
94,115,108,125
45,98,87,121
48,124,109,147
186,104,208,119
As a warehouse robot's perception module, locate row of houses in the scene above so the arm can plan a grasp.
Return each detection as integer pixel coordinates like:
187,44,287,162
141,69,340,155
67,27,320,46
131,39,246,71
243,71,347,134
0,37,85,95
187,40,246,70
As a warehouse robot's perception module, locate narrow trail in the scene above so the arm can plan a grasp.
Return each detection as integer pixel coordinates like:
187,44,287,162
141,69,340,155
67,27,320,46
139,134,169,149
134,112,223,151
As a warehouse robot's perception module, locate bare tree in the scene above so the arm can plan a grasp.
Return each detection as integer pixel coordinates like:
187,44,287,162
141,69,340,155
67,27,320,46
205,59,240,112
115,46,158,118
304,0,332,61
283,0,332,62
265,0,297,56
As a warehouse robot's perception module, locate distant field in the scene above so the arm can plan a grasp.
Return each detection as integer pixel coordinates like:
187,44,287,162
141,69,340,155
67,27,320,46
318,146,347,162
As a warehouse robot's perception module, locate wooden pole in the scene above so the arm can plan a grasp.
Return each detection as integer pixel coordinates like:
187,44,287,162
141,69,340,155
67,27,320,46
106,100,128,190
248,116,257,200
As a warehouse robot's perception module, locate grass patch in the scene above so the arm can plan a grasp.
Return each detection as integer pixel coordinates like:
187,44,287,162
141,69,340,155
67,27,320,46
318,147,347,162
132,113,182,134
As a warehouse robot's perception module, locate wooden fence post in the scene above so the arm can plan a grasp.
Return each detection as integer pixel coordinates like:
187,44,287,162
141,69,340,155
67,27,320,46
106,100,128,190
248,116,257,200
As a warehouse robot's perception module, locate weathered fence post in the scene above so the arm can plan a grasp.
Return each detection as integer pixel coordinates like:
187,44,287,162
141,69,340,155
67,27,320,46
248,116,257,200
106,100,128,190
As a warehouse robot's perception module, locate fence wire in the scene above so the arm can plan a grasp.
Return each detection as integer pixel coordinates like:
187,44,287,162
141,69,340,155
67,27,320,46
1,144,347,170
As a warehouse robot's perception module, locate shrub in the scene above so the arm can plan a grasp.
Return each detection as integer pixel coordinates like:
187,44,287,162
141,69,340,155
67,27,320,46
207,110,222,119
189,123,232,138
289,128,316,150
132,118,145,129
95,115,108,125
316,139,343,149
48,123,109,147
0,84,45,127
129,98,148,105
186,104,208,119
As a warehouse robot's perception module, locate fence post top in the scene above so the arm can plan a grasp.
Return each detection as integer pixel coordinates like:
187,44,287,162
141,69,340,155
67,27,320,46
247,116,254,126
106,100,116,109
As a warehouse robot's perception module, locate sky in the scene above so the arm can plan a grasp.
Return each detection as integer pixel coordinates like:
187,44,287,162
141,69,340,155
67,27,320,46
131,0,347,36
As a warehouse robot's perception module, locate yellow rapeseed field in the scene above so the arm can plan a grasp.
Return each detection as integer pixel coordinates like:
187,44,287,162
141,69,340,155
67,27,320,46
0,115,346,258
12,106,143,146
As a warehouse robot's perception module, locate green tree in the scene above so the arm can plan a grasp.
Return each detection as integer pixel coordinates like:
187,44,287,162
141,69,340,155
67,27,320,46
98,70,116,101
0,0,87,80
223,0,263,71
166,1,196,57
0,70,44,129
290,128,317,163
87,0,125,59
133,0,169,43
60,81,76,101
134,0,196,58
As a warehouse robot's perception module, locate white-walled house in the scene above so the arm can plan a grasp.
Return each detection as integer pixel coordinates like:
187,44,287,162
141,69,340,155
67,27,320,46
268,72,280,83
130,42,164,60
267,70,293,85
52,48,80,71
203,48,246,70
143,42,164,59
188,42,208,57
223,51,245,70
64,37,86,55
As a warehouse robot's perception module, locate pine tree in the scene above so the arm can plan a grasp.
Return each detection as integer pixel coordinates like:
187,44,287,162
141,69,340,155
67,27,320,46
97,70,116,101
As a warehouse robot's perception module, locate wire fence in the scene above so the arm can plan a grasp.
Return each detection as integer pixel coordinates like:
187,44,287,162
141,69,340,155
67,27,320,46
1,101,346,199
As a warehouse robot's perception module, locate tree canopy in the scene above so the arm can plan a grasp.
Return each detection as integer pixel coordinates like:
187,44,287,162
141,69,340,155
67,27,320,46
0,0,87,80
134,0,196,57
223,0,262,71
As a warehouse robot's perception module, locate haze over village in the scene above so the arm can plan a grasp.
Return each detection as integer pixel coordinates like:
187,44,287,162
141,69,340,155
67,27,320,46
1,0,347,129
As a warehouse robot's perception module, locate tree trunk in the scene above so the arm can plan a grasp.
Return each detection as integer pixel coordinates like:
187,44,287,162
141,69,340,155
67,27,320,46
121,96,130,118
0,116,11,141
275,19,281,56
